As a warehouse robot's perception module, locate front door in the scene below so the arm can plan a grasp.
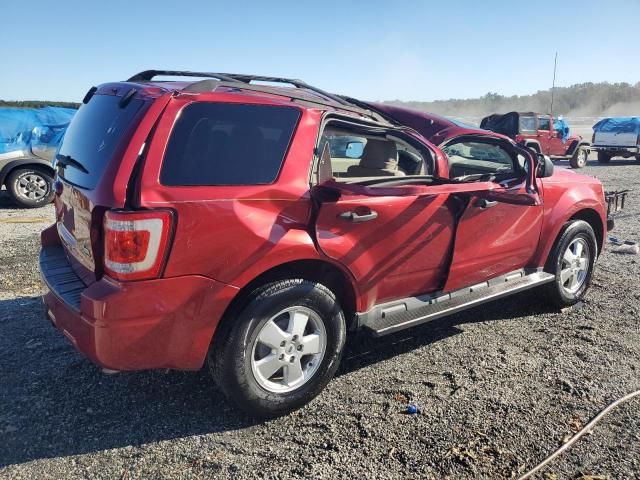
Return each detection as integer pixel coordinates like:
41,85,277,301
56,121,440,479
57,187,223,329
440,136,543,291
537,115,552,155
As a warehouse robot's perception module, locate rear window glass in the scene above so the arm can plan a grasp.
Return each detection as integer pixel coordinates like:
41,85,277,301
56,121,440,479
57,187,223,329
57,94,147,189
519,116,536,133
160,103,300,186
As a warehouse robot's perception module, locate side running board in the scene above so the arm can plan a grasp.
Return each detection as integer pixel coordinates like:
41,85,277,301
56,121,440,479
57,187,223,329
359,270,555,337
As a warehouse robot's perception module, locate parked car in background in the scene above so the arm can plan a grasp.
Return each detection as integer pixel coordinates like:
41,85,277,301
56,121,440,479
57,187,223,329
0,107,75,207
480,111,590,168
40,71,612,417
591,117,640,164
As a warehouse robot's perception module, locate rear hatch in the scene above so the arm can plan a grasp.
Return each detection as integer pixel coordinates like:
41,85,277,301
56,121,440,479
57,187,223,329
54,86,156,284
593,118,640,147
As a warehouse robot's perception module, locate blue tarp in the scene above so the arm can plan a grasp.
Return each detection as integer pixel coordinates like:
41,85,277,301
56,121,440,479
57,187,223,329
554,117,570,143
593,117,640,134
0,107,76,156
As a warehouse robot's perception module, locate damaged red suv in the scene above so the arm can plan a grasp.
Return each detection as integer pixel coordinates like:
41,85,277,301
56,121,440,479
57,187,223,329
40,70,612,417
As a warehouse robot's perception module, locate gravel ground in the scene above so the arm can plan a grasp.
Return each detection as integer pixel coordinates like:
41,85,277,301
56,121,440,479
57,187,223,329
1,157,639,479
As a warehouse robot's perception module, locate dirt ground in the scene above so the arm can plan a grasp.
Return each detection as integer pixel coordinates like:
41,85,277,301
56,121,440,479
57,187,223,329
0,155,639,479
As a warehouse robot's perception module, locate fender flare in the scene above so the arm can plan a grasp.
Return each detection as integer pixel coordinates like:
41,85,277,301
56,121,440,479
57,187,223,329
0,157,55,186
567,140,591,157
523,140,542,153
533,197,606,267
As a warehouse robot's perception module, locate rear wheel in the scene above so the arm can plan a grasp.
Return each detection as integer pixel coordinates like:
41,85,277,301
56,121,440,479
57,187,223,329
208,279,346,417
569,146,588,168
544,220,597,308
597,152,611,164
635,155,640,163
6,167,54,208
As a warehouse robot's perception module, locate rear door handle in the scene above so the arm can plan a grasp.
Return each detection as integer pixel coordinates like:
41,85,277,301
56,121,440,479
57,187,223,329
477,199,498,209
338,210,378,223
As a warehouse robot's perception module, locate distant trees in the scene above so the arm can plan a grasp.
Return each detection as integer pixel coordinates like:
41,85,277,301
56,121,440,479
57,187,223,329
0,100,80,109
384,81,640,118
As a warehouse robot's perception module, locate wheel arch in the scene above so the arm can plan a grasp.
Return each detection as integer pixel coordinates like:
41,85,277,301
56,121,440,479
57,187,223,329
211,258,360,349
0,157,55,186
569,208,604,256
523,140,542,153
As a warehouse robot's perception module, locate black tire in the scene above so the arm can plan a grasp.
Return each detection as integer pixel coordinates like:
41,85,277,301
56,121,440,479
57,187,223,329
544,220,597,308
208,279,346,417
635,155,640,164
6,167,55,208
597,152,611,164
569,146,588,168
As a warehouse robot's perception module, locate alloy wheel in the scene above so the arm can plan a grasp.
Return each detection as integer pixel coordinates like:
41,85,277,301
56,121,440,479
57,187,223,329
250,306,327,393
17,173,48,200
560,237,590,294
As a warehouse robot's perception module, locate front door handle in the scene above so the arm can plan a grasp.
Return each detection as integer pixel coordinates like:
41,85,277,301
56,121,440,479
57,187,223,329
338,209,378,223
477,199,498,209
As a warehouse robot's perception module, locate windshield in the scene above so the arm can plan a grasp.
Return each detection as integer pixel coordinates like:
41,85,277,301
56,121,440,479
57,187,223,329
57,94,147,189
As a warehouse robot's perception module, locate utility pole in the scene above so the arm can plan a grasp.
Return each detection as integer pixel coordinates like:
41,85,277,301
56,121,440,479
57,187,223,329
550,52,558,117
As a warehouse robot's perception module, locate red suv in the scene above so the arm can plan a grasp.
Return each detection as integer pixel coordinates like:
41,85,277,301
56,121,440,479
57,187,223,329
40,71,611,417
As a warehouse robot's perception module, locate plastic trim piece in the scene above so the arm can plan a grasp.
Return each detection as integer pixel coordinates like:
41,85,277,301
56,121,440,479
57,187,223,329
357,269,555,336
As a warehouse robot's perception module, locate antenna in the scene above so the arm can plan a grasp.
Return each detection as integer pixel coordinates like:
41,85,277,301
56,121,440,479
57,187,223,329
550,52,558,118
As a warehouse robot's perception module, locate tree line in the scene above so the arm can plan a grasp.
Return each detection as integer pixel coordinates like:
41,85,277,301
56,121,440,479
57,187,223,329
0,100,80,109
384,81,640,118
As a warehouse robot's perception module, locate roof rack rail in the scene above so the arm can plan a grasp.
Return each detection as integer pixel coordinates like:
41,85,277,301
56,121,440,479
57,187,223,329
220,74,351,107
126,69,390,124
127,70,241,83
200,80,382,119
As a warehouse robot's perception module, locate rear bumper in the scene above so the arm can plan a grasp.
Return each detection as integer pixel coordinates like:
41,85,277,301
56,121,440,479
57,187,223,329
40,245,239,371
592,145,639,155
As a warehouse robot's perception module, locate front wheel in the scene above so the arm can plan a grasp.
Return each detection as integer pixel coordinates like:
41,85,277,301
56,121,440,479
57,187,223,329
544,220,597,308
570,147,588,168
6,167,55,208
208,279,346,417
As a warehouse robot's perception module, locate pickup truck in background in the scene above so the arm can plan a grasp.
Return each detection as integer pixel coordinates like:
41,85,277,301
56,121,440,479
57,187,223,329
591,117,640,164
480,111,591,168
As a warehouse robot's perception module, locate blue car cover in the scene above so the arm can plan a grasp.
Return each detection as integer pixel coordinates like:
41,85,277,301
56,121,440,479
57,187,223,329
0,107,76,156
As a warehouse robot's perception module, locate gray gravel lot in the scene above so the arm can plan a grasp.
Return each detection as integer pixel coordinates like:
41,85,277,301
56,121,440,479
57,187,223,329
1,157,639,479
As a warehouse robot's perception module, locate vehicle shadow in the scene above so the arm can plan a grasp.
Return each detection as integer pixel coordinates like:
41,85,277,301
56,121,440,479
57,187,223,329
0,290,557,467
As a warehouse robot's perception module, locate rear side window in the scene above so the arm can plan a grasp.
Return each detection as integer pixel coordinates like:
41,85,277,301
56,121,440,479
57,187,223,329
57,94,147,189
160,103,300,186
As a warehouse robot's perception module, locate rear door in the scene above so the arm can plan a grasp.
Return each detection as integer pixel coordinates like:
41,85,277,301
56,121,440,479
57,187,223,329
54,86,161,283
314,184,457,309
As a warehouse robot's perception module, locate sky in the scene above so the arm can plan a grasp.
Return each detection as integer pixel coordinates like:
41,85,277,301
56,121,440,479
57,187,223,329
2,0,639,103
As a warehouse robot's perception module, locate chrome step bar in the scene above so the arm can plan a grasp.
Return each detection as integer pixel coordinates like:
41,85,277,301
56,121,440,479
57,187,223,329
360,270,555,337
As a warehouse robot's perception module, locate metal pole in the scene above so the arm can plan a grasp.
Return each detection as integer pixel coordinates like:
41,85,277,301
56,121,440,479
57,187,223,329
550,52,557,117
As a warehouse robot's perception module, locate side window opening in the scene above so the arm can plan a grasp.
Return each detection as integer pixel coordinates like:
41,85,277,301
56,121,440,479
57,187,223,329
442,140,520,181
519,116,536,134
315,123,432,183
161,103,300,186
538,116,551,131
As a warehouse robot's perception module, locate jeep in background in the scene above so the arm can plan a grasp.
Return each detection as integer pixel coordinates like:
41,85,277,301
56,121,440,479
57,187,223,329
591,117,640,164
40,71,613,417
480,112,590,168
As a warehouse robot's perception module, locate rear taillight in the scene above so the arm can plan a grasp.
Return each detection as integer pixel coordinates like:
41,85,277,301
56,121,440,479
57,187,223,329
103,210,173,281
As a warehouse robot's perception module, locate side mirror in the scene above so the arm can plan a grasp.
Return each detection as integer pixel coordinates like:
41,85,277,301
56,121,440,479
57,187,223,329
345,141,364,158
536,154,554,178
